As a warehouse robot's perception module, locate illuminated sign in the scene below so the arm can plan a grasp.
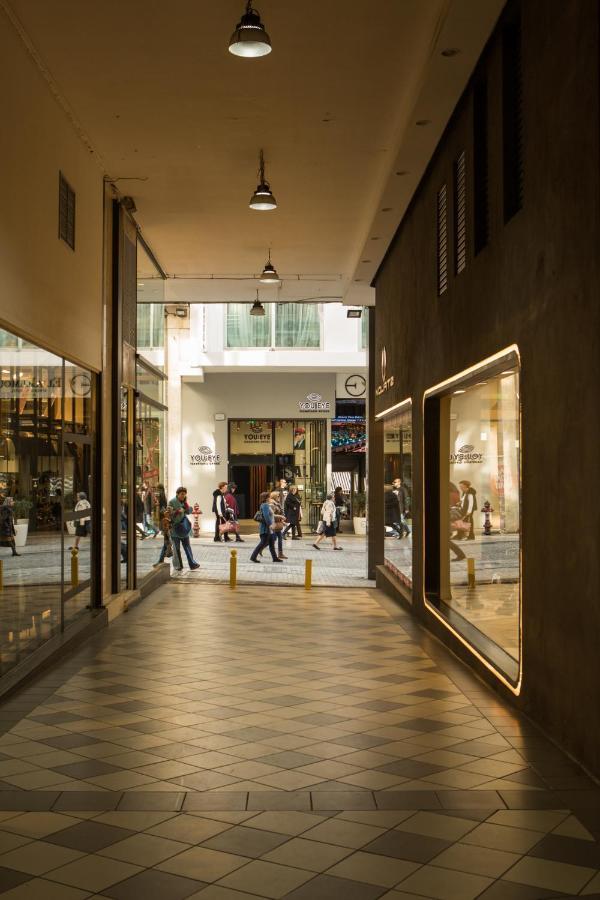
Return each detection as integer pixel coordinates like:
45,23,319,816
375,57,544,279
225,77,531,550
375,346,395,396
299,392,331,412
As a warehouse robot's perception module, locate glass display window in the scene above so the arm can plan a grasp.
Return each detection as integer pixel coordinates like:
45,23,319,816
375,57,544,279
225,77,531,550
380,401,413,589
424,348,521,687
134,358,167,584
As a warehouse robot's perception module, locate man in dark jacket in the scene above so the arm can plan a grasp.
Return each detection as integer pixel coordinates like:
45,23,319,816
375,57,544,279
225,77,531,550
384,478,410,539
212,481,229,542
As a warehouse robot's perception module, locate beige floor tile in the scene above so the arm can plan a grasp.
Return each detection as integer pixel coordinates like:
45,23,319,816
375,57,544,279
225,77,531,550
136,760,200,779
328,851,420,887
181,751,244,769
0,832,32,854
397,864,493,900
337,811,416,828
156,846,249,881
339,771,406,790
216,761,283,779
262,837,352,871
433,842,521,877
0,812,82,838
412,749,479,768
253,770,323,790
582,872,600,895
0,877,91,899
0,840,84,875
85,771,156,790
486,810,569,832
243,811,324,836
190,886,272,900
421,769,492,789
98,831,190,865
94,811,176,829
46,855,142,891
503,856,596,894
460,758,526,778
298,760,362,779
302,818,386,849
461,822,549,853
217,859,313,899
98,750,166,769
147,814,232,843
396,812,479,842
0,760,40,777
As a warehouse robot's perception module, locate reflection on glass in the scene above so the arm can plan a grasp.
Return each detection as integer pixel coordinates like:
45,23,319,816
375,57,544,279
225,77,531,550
442,362,521,680
136,399,165,581
383,405,412,588
120,388,129,589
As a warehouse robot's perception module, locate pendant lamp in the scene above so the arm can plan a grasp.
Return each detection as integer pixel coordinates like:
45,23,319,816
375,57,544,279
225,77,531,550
260,249,280,283
229,2,272,58
250,292,266,316
249,150,277,210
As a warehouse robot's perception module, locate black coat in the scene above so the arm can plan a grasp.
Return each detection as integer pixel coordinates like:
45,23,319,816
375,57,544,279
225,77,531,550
0,506,16,539
384,490,401,526
284,493,302,525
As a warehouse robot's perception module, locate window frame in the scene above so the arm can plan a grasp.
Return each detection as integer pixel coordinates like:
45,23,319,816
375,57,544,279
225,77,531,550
224,304,323,350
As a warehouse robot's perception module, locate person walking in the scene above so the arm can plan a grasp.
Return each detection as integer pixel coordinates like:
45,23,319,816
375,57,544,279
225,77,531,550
313,493,342,551
212,481,229,542
135,487,147,540
458,479,477,540
169,487,200,571
143,485,159,537
225,483,244,543
283,485,302,539
250,491,282,563
71,491,91,550
0,497,20,557
333,486,345,533
156,483,168,516
393,477,411,538
270,490,288,559
153,505,173,567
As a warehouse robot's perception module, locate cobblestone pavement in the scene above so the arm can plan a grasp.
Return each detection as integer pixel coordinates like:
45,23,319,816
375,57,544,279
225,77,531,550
0,583,598,897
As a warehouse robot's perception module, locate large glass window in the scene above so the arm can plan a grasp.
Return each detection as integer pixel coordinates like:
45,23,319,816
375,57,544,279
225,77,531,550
0,327,97,676
382,403,412,589
226,304,272,348
275,304,320,348
361,308,369,350
226,304,322,348
137,304,165,350
135,363,167,584
425,351,521,685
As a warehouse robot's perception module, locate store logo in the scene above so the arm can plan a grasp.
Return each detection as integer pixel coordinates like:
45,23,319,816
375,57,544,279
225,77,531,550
299,392,331,412
459,444,474,453
249,423,263,433
450,444,483,464
376,346,395,396
190,445,221,465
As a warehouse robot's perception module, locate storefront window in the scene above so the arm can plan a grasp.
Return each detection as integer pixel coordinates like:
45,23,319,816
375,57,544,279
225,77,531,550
120,387,130,590
0,327,97,676
226,304,272,348
424,350,521,684
275,304,320,348
135,369,167,583
382,403,412,588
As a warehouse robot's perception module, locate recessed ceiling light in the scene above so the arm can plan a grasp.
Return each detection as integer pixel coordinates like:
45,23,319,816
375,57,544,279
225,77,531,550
416,119,431,126
229,2,272,57
381,207,392,212
395,170,408,176
361,259,371,264
441,47,460,57
453,389,466,394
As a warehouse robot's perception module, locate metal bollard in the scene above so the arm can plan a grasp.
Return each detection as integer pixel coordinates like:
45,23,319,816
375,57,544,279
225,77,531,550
0,558,3,592
230,548,237,590
71,547,79,590
305,558,312,591
467,557,476,589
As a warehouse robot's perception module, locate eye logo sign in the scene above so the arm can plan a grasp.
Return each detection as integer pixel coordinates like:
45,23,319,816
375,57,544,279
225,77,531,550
459,444,474,453
376,345,395,396
249,423,263,433
299,392,331,412
450,443,483,464
190,445,221,465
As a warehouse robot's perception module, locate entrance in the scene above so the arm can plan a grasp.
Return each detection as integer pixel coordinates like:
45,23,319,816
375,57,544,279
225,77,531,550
230,462,273,519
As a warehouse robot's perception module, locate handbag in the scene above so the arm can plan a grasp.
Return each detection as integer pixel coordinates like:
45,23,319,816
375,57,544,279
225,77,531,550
164,540,173,559
316,520,325,535
219,521,237,534
173,515,192,539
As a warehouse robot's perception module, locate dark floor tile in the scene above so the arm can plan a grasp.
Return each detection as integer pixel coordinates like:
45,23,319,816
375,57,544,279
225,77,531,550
294,713,346,726
436,808,496,822
106,700,158,713
53,759,121,779
42,733,101,750
498,790,562,809
397,717,450,732
225,727,280,742
30,711,83,725
123,720,171,734
557,790,600,810
375,790,441,810
528,832,600,868
202,824,288,858
46,819,135,852
53,791,122,811
372,674,416,684
0,866,32,893
375,759,446,778
311,792,376,810
103,868,206,900
478,879,567,899
363,829,451,862
118,791,185,811
437,790,505,809
262,695,310,706
146,743,206,760
333,734,393,750
0,791,58,810
255,751,322,769
247,792,311,811
284,874,386,900
182,791,247,811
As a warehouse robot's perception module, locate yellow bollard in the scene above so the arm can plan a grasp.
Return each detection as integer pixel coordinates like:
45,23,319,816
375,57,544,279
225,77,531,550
71,547,79,590
230,548,237,590
0,558,3,592
305,558,312,591
467,557,476,589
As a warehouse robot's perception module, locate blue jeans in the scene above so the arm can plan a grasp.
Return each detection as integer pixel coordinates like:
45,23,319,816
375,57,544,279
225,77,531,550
251,533,278,561
157,537,171,564
172,535,197,569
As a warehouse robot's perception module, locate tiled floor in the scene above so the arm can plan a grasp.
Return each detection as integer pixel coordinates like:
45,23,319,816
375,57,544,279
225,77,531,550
0,582,598,898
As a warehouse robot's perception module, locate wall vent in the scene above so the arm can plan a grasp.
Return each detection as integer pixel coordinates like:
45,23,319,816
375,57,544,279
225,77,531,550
437,184,448,296
454,151,467,275
473,75,489,253
58,172,76,250
502,11,523,222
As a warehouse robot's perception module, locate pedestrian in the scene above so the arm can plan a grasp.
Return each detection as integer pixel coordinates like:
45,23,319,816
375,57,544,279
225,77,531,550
156,483,168,515
393,477,411,538
212,481,229,542
458,479,477,540
270,490,288,559
283,485,303,539
153,505,173,567
225,483,244,543
333,486,345,533
135,487,147,540
71,491,91,550
0,497,20,556
143,485,159,537
169,487,200,571
250,491,282,563
313,493,343,551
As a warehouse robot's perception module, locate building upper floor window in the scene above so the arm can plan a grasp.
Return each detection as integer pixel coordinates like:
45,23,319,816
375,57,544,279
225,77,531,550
360,309,369,350
275,303,320,348
226,303,321,349
137,304,165,350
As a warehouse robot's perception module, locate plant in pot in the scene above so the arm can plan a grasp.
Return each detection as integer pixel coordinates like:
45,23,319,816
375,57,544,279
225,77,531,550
352,491,367,535
13,499,32,548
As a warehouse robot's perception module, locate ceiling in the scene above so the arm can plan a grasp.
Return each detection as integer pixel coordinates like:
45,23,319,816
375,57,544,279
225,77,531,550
5,0,504,304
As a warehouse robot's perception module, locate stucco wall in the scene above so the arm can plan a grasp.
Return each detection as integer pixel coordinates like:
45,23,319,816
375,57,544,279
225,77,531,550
372,0,600,774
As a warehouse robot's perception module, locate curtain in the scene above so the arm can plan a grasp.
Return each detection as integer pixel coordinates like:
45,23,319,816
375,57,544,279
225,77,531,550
226,304,272,347
361,308,369,349
275,304,320,348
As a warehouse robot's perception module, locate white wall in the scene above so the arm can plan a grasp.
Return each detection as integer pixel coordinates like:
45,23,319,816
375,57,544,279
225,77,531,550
0,12,103,369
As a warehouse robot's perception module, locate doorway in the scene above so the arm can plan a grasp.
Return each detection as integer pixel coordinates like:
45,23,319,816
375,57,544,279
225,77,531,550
230,463,273,519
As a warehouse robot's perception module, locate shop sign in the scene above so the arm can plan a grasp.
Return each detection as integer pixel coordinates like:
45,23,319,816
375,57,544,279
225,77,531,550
0,373,92,400
375,346,395,396
190,445,222,465
450,443,483,464
299,392,331,412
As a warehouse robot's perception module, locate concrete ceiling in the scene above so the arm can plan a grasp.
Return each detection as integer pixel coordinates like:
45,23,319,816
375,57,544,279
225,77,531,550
5,0,504,304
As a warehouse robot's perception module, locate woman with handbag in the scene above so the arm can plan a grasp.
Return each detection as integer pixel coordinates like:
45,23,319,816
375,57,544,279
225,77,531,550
169,487,200,571
154,505,174,568
312,493,342,551
250,492,282,563
283,486,302,539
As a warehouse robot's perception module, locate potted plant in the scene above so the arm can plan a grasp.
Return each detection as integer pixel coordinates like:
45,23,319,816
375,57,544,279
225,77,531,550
13,499,33,547
352,491,367,535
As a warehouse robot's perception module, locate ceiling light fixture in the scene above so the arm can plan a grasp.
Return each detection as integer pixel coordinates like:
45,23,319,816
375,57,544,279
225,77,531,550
250,291,266,316
260,249,280,283
347,309,362,319
249,149,277,210
441,47,460,57
229,1,272,57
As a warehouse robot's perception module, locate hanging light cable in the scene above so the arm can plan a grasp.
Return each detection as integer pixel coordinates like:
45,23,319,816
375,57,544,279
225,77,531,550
229,1,272,58
260,248,280,283
249,290,266,316
249,150,277,210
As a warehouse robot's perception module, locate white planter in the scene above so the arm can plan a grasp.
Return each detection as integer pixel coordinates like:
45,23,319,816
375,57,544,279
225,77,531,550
353,516,367,535
15,520,28,548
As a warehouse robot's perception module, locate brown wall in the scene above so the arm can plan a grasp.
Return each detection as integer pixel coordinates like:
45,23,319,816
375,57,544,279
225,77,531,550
371,0,600,775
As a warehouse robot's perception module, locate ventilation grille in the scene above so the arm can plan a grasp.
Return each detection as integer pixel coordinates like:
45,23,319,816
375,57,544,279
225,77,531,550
58,172,75,250
503,13,523,221
473,75,489,254
437,184,448,296
454,152,467,275
122,233,137,349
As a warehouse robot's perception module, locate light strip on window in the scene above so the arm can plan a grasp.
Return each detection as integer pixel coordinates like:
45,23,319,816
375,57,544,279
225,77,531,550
375,397,412,420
